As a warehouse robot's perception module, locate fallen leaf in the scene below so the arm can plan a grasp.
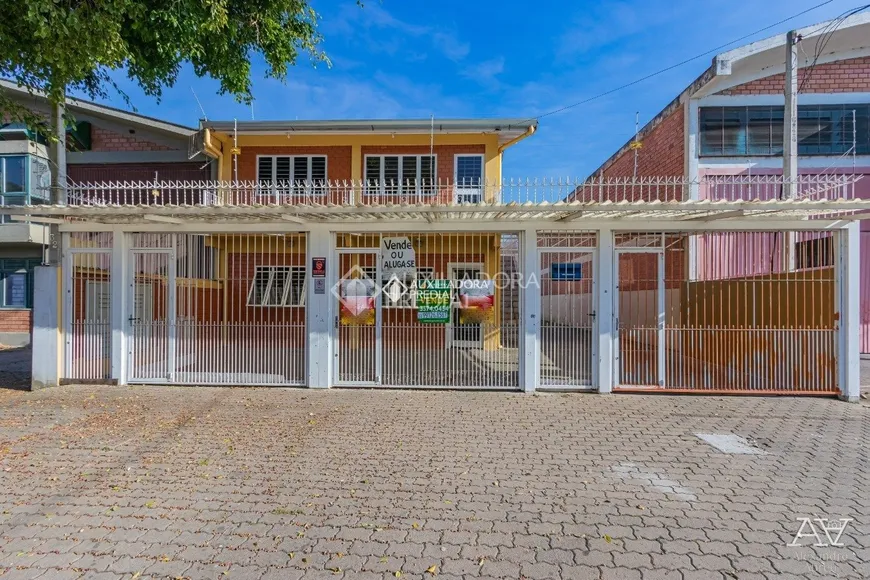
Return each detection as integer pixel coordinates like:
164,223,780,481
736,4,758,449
411,522,420,529
394,572,402,578
604,534,612,544
426,564,438,575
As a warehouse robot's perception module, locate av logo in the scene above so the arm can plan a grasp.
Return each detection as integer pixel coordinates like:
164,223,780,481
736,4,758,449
788,518,852,547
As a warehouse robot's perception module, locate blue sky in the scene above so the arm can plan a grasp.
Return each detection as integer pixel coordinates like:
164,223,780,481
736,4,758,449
78,0,857,178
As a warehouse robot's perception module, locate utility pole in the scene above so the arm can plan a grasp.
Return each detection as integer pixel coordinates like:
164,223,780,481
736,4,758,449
782,30,799,271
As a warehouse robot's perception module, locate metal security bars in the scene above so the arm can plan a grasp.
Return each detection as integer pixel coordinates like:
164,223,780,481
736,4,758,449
65,233,113,380
124,233,306,386
538,232,597,389
61,175,860,207
613,231,838,393
335,232,520,389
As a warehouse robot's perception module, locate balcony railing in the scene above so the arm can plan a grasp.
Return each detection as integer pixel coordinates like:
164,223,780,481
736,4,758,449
39,174,863,208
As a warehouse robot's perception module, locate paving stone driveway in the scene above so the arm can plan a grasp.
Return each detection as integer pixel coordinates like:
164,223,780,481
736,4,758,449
0,386,867,580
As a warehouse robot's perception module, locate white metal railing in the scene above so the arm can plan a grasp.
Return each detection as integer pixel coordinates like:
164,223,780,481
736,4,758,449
54,175,861,208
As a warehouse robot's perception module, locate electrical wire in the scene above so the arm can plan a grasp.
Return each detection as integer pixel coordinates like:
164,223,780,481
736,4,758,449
510,0,836,126
797,4,870,93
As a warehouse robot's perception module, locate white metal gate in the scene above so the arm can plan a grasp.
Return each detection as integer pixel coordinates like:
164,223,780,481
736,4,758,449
128,247,175,382
614,248,664,387
334,249,381,385
612,231,838,393
538,232,597,389
335,232,520,389
64,233,113,380
124,233,307,386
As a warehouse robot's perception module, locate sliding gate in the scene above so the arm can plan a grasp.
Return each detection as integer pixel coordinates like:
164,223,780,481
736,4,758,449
334,232,520,389
126,233,306,386
612,231,838,393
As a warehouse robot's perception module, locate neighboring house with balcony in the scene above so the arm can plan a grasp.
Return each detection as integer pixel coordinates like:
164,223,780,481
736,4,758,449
584,12,870,352
0,80,211,345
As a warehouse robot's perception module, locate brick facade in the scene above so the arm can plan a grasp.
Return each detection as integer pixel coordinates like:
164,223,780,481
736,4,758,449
90,126,175,152
599,105,685,181
718,56,870,95
0,309,33,336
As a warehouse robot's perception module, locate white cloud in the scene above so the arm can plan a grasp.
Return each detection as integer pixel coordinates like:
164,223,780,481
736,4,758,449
325,3,470,63
461,57,505,88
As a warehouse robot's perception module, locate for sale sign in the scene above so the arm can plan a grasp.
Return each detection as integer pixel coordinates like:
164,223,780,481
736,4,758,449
416,279,451,324
381,237,416,278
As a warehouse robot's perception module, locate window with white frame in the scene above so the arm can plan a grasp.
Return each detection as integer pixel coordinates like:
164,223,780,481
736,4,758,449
365,155,435,196
257,156,327,197
247,266,307,306
454,155,484,203
362,266,435,307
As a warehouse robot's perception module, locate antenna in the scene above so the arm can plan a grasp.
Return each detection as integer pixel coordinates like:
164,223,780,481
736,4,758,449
251,99,255,121
430,114,434,158
191,87,208,121
632,111,639,180
233,118,238,182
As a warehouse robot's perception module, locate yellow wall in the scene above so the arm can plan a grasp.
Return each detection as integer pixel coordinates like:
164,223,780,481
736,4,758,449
209,132,505,184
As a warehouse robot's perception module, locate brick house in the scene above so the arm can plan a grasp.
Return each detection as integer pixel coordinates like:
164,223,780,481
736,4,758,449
585,13,870,352
0,80,211,345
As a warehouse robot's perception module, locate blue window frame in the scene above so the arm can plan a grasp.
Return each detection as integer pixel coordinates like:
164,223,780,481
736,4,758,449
0,155,31,224
699,104,870,157
0,259,39,308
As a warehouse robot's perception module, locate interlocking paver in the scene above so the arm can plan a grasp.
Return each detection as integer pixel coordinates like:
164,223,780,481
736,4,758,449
0,385,866,580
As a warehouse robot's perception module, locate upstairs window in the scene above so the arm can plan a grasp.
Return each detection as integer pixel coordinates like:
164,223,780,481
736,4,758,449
699,104,870,156
365,155,436,196
0,156,28,223
454,155,484,203
257,156,327,197
247,266,307,307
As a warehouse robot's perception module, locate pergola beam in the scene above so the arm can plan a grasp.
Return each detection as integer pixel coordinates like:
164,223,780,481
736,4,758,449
143,215,184,224
684,209,745,221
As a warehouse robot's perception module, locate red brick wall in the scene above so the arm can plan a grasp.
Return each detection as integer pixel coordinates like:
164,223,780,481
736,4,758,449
0,309,32,335
68,163,209,182
90,126,175,152
601,105,685,182
719,56,870,95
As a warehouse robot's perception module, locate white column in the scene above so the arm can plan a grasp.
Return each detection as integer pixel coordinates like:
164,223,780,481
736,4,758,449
307,226,332,388
111,231,128,384
837,223,860,402
597,228,615,394
686,99,700,281
32,266,61,389
520,228,539,393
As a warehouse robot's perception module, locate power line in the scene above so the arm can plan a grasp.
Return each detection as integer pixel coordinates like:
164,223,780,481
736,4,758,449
519,0,836,125
797,4,870,93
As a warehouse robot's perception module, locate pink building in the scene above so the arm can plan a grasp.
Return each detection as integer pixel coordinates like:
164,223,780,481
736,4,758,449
588,13,870,352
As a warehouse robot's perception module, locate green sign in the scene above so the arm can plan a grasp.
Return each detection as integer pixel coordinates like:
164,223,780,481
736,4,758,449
416,279,451,324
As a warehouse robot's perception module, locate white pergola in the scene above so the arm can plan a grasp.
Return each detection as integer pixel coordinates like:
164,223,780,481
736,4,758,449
5,197,870,226
16,196,865,402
